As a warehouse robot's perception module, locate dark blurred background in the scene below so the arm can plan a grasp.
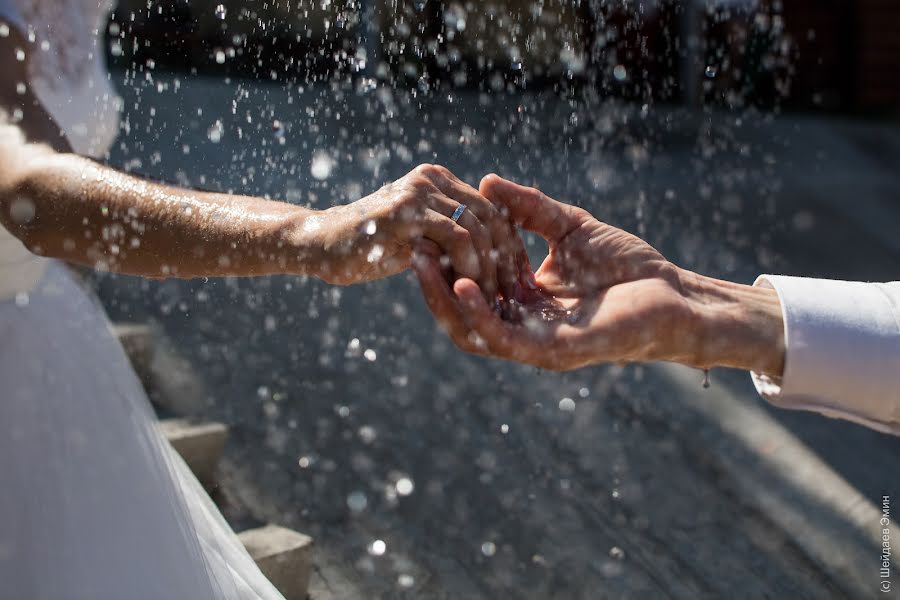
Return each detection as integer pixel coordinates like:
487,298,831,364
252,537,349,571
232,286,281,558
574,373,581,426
107,0,899,113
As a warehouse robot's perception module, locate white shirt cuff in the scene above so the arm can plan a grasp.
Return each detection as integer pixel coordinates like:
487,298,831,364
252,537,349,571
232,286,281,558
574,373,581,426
751,275,900,435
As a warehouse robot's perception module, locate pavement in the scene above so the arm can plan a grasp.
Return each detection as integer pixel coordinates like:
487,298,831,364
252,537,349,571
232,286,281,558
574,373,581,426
94,72,900,598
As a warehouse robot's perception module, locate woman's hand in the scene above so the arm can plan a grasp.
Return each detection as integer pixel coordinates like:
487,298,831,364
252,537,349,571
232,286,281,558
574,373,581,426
308,164,527,301
414,175,785,375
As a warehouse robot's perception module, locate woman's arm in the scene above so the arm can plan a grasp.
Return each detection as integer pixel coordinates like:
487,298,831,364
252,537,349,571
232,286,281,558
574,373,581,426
0,27,525,288
0,144,324,279
0,138,525,287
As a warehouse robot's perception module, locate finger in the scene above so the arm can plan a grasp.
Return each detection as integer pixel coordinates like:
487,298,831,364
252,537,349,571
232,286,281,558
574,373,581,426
422,190,499,303
453,278,544,364
413,209,481,283
422,169,523,300
411,246,485,355
479,174,576,242
457,207,499,303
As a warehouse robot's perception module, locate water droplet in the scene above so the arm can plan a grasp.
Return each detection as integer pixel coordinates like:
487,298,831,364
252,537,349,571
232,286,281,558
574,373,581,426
705,65,717,78
215,49,225,64
500,424,509,434
558,397,576,412
366,244,384,264
15,48,25,62
214,4,227,19
398,574,415,588
358,425,377,444
609,546,626,560
298,455,312,468
481,541,496,557
363,348,377,362
310,151,334,180
207,120,224,143
613,64,627,82
14,292,29,307
369,539,387,556
364,220,377,235
578,387,590,398
9,197,35,224
357,77,377,94
396,477,414,496
702,369,710,389
347,491,368,513
0,24,9,38
271,119,285,140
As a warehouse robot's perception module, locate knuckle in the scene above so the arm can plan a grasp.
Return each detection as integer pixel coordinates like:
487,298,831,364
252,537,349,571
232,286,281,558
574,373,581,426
452,226,472,245
414,163,438,178
432,164,451,177
396,189,423,210
570,206,591,221
406,175,431,191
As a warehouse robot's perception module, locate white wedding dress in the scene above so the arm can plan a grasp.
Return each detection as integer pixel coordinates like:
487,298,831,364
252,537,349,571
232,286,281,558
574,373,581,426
0,2,283,598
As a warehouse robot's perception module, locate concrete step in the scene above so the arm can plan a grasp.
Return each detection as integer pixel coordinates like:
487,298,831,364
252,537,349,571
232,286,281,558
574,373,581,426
112,322,206,414
159,418,228,488
238,524,314,600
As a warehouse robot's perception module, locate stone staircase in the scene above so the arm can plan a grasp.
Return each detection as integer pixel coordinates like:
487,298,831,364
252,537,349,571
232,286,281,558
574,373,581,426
113,323,314,600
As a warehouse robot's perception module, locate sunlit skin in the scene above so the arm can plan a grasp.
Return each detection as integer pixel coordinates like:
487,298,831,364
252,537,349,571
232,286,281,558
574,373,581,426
414,175,787,377
0,31,523,296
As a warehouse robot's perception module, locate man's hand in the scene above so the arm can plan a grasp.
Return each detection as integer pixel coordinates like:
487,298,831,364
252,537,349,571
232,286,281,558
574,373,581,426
311,165,526,301
413,175,785,375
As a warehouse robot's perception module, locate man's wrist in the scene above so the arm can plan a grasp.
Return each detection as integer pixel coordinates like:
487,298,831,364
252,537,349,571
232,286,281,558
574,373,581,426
677,269,785,377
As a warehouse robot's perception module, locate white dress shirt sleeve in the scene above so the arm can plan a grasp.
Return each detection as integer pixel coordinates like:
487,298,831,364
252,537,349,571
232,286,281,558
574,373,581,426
751,276,900,435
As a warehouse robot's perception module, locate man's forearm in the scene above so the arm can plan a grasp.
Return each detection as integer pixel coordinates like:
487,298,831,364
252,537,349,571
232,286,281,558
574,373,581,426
2,151,326,279
678,269,786,377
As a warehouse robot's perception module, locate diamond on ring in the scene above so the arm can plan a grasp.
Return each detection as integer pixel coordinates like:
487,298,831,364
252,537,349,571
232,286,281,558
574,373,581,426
451,204,467,222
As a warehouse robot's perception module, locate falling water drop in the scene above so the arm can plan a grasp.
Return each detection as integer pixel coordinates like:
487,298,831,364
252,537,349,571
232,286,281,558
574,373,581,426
207,120,224,143
347,491,367,513
396,477,414,496
214,4,227,20
310,151,334,180
272,119,286,143
702,369,711,389
558,397,576,412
